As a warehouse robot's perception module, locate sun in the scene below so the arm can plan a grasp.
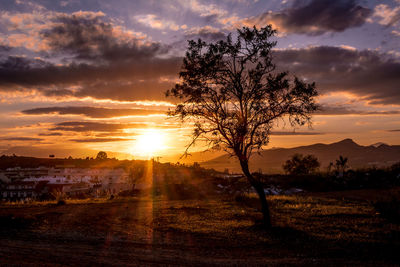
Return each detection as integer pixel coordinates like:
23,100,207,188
132,129,167,158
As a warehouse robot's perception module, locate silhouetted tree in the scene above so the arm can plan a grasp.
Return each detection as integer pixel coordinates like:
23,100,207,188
283,154,320,175
96,151,108,160
335,155,349,176
166,26,318,228
327,162,334,174
128,164,145,190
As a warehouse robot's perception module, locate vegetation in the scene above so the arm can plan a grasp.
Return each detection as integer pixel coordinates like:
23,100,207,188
96,151,108,160
167,26,318,227
1,189,399,265
282,153,320,175
51,190,67,206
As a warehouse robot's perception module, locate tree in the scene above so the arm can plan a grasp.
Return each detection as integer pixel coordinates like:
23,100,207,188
128,164,145,190
283,154,320,175
335,155,348,176
166,26,318,228
96,151,108,160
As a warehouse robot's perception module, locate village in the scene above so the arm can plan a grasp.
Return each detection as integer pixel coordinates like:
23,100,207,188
0,166,134,201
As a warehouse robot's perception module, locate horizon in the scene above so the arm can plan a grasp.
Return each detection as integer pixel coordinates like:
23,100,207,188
1,137,397,162
0,0,399,160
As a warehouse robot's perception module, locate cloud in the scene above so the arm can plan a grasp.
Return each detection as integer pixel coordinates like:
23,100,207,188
387,129,400,132
134,14,184,31
317,105,400,115
38,132,63,136
2,137,43,141
373,4,400,27
69,138,134,143
270,131,324,135
41,11,170,63
184,26,226,41
0,11,181,101
273,46,400,105
50,121,147,132
22,106,166,118
243,0,371,35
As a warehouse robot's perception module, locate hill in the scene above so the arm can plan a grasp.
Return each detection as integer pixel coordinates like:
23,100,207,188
201,139,400,173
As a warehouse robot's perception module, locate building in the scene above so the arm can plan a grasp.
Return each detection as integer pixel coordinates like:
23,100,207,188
0,167,131,200
1,180,48,201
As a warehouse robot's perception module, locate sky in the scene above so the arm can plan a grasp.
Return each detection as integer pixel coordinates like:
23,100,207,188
0,0,399,160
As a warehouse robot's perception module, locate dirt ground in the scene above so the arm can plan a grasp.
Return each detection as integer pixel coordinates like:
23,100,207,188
0,189,399,266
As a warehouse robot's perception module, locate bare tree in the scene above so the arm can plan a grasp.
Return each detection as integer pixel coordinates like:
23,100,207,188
166,26,318,228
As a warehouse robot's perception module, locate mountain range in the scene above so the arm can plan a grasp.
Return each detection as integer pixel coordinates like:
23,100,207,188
199,139,400,174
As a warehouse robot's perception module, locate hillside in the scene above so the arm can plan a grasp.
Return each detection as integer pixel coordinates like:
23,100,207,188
201,139,400,173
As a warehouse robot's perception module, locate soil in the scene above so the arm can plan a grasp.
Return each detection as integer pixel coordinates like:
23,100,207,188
0,189,399,266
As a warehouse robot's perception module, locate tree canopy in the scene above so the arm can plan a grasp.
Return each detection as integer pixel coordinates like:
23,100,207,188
167,26,318,227
96,151,108,160
283,154,320,175
167,26,318,161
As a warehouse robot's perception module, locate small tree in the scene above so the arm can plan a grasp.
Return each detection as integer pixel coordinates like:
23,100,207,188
283,154,320,175
335,155,349,176
128,164,145,190
166,26,318,227
96,151,108,160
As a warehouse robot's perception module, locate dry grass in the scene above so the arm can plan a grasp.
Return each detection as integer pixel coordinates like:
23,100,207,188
0,189,399,265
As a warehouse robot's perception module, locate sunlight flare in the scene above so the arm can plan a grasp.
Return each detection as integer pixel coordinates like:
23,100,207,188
132,129,167,158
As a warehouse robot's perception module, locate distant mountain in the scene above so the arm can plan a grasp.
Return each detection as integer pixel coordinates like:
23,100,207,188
371,142,388,148
201,139,400,174
161,150,225,164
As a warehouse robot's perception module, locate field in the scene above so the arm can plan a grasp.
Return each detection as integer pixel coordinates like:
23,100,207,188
1,188,399,266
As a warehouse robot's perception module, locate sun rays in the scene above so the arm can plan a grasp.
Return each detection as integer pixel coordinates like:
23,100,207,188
131,129,168,159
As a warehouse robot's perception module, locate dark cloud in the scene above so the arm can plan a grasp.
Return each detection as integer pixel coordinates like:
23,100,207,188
270,131,324,135
273,46,400,105
38,132,63,136
244,0,371,35
184,26,226,42
0,12,181,101
50,121,147,132
0,55,180,101
69,138,134,143
72,79,176,102
41,12,167,63
387,129,400,132
317,106,400,115
2,137,44,141
22,106,166,118
0,45,12,53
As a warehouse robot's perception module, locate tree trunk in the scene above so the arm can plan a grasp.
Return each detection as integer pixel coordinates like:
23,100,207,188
240,160,272,228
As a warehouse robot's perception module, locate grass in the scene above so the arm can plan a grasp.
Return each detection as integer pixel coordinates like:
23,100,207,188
0,196,141,207
0,188,399,265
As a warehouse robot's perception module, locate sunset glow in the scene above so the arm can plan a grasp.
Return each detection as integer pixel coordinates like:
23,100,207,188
132,129,167,158
1,1,400,264
0,0,398,160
